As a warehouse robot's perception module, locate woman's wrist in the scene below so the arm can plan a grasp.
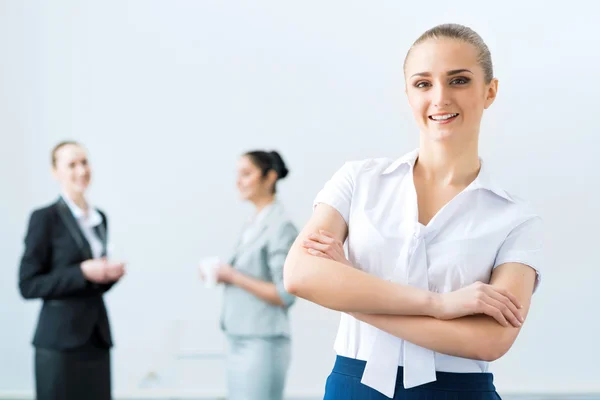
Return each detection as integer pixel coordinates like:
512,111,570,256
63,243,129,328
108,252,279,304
422,291,443,318
229,269,241,286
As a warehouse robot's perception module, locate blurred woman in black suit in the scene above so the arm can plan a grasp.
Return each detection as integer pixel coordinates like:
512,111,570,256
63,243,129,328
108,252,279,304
18,141,125,400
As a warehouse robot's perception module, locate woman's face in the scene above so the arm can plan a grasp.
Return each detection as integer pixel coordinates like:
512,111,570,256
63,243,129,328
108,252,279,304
52,144,91,196
236,156,275,202
404,38,498,146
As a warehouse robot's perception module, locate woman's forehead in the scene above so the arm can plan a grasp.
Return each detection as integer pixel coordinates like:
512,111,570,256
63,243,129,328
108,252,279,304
405,39,479,74
56,144,86,162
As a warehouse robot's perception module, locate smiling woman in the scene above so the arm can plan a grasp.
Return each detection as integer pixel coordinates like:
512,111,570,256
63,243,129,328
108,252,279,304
404,25,497,146
283,23,542,400
18,141,125,400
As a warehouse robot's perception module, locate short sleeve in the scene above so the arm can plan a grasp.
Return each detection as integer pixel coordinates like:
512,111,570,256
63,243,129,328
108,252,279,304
313,161,362,225
494,215,543,292
267,222,299,308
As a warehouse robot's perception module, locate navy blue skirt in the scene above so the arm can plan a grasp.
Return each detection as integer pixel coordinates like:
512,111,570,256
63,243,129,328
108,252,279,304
324,356,501,400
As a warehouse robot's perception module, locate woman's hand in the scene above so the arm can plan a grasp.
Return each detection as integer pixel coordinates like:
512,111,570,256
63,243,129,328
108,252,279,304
215,264,237,284
81,259,109,283
433,281,524,327
104,261,125,281
81,258,125,283
302,230,353,267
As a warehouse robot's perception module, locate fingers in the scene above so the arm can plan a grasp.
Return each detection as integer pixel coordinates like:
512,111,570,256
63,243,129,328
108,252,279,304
303,231,342,253
303,239,345,264
307,232,335,245
485,288,524,326
318,230,336,239
484,294,522,327
106,270,123,281
104,262,125,281
478,300,510,327
304,233,350,265
106,265,125,275
305,248,331,259
303,239,331,253
105,261,123,269
484,284,522,309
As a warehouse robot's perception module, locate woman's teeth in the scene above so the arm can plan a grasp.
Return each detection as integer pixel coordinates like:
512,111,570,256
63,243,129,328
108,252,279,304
430,113,458,121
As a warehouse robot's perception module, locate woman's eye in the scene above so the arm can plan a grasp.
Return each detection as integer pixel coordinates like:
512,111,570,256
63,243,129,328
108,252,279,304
450,77,470,85
415,81,430,88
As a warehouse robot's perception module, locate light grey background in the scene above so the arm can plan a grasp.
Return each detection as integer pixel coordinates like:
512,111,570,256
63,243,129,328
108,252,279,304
1,0,598,398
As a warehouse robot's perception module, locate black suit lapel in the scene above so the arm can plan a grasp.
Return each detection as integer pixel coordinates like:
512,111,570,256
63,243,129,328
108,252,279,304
93,220,108,257
56,198,93,260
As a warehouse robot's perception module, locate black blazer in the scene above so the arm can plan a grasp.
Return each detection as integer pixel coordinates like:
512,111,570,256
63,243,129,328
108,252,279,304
18,197,116,350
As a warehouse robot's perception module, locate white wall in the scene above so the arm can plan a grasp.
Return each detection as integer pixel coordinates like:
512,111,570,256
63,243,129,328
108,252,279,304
1,0,599,397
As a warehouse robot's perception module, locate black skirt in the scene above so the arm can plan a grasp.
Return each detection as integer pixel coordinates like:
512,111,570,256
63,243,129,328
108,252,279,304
35,330,111,400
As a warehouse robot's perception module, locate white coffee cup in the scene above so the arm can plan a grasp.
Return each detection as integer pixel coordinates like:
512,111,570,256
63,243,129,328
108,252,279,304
199,256,221,288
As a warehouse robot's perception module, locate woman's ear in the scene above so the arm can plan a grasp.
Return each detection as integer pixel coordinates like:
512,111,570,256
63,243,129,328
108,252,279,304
266,169,278,190
484,78,499,109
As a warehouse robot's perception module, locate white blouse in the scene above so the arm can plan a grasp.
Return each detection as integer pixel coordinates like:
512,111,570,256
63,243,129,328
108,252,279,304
62,195,105,259
313,149,543,396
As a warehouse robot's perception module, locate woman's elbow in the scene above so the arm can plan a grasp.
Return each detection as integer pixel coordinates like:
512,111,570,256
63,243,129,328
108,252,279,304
474,335,514,362
19,280,37,300
283,257,301,295
283,251,309,297
476,347,506,362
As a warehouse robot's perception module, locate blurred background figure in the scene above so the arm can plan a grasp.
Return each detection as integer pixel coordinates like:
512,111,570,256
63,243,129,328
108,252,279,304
202,150,298,400
18,141,125,400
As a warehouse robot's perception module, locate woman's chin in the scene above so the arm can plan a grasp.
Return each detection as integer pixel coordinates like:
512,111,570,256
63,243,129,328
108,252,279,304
428,128,456,141
239,192,252,201
64,185,87,196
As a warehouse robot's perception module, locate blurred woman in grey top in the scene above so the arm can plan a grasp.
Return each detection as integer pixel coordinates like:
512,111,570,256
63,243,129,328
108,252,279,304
208,150,298,400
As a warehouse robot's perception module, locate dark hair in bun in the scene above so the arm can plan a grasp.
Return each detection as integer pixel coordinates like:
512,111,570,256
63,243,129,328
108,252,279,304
244,150,290,194
267,151,289,179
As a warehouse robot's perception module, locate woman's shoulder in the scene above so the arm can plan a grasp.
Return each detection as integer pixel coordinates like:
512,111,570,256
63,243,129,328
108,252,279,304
497,189,542,226
25,200,61,230
331,157,400,180
476,179,543,236
477,164,541,221
29,199,61,218
338,149,420,176
270,204,298,235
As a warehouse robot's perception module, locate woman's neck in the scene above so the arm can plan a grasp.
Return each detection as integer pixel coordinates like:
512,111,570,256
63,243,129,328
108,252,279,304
64,191,88,213
252,195,275,214
416,138,480,187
